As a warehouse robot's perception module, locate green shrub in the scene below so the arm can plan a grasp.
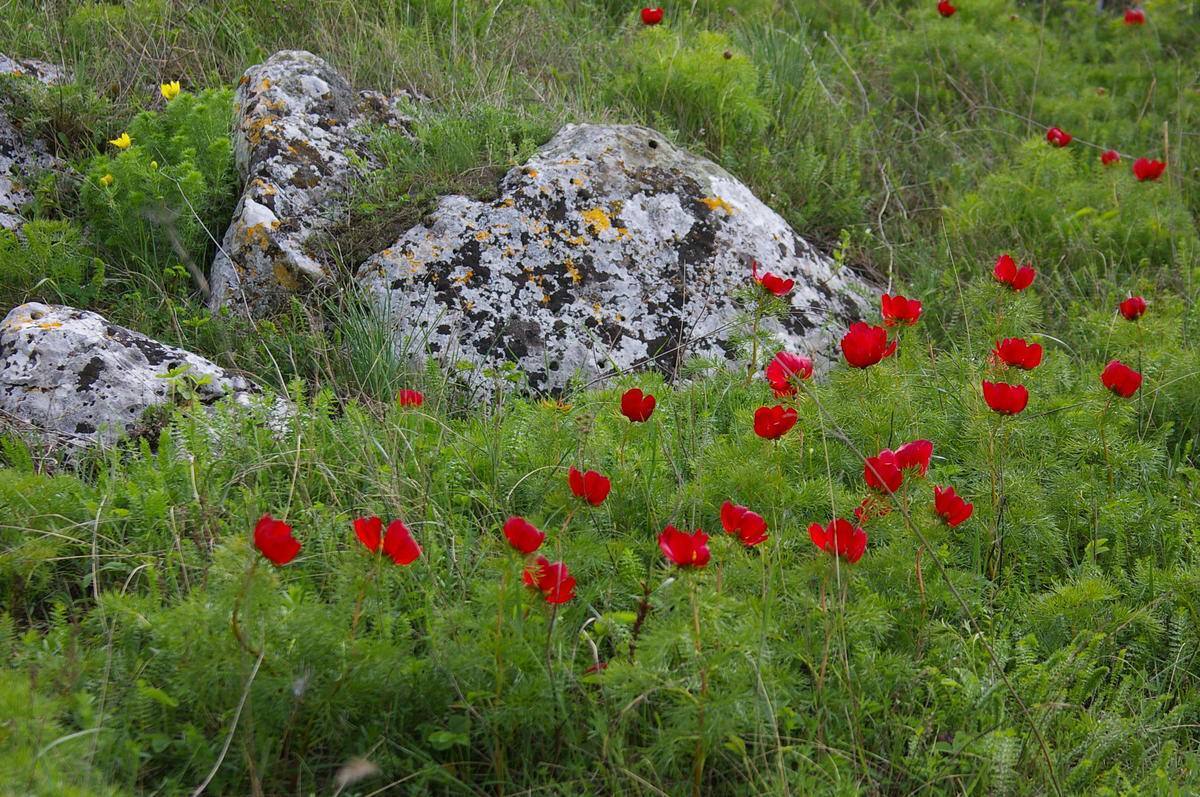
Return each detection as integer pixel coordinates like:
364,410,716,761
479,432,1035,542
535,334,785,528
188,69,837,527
614,27,770,152
0,221,105,308
79,87,236,297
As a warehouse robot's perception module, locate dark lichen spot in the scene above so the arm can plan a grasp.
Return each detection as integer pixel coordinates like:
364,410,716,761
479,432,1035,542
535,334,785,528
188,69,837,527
76,356,106,392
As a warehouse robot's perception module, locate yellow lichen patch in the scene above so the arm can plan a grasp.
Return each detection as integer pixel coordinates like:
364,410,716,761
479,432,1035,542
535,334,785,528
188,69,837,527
453,269,474,286
273,261,301,290
570,177,585,187
36,321,63,330
559,229,587,246
564,258,583,285
525,167,539,178
700,196,736,215
559,158,581,166
498,197,515,208
474,230,491,242
503,246,517,258
260,78,272,91
463,300,476,312
582,207,613,235
241,223,274,249
616,227,630,239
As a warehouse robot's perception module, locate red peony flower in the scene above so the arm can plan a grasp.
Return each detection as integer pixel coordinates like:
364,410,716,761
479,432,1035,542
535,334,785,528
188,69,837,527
881,293,923,327
1124,8,1145,25
568,466,612,506
720,501,769,547
353,516,383,553
1132,157,1166,182
503,515,545,554
658,525,711,567
754,405,798,440
993,338,1044,370
1046,127,1072,147
992,254,1036,291
522,556,576,604
620,388,656,423
937,0,956,16
808,518,867,563
853,494,892,524
1101,149,1121,166
1101,360,1142,398
1119,295,1147,321
397,389,424,407
895,439,933,475
933,485,974,527
254,513,300,566
382,519,421,565
982,380,1030,415
841,322,897,368
765,351,813,397
864,449,903,494
640,7,664,25
751,260,795,297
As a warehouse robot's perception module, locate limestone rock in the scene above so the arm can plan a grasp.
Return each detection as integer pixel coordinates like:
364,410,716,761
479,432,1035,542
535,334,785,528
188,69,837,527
208,50,413,315
357,123,872,395
0,53,67,231
0,303,261,445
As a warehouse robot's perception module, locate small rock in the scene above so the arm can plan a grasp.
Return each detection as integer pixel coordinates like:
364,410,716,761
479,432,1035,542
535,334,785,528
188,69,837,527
0,303,261,445
357,123,872,396
208,51,413,315
0,53,68,231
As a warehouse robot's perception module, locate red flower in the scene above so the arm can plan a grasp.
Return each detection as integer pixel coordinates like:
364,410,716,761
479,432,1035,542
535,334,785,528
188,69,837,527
1101,360,1142,398
933,485,974,527
754,405,798,440
382,519,421,565
895,439,933,475
1119,295,1147,321
1132,157,1165,182
993,338,1044,370
992,254,1036,291
1101,149,1121,166
720,501,769,547
840,322,897,368
522,556,576,604
568,466,612,506
620,388,656,422
982,380,1030,415
881,293,922,327
751,260,795,297
503,515,545,554
1046,127,1072,147
640,7,664,25
353,516,383,553
397,389,424,407
937,0,956,16
808,519,867,563
658,525,711,567
864,449,903,493
765,351,813,397
1124,8,1145,25
254,513,300,566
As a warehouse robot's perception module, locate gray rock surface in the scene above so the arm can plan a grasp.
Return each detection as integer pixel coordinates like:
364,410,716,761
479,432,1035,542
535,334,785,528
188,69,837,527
0,303,261,445
357,123,872,395
208,50,413,314
1,53,67,231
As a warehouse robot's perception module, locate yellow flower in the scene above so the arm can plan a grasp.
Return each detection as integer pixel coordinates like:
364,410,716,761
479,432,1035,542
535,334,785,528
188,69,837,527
160,80,181,101
109,132,132,149
99,173,113,187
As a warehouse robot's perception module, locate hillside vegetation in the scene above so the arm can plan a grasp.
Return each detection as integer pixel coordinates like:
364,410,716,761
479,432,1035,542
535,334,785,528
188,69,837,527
2,1,1200,794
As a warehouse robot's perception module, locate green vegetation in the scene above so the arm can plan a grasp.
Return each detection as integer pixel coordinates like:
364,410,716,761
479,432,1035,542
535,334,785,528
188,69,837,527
2,0,1200,794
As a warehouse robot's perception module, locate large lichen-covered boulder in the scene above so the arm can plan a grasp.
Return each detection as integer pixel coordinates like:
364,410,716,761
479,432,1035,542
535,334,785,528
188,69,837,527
1,53,68,231
0,303,261,445
357,123,872,395
208,50,412,315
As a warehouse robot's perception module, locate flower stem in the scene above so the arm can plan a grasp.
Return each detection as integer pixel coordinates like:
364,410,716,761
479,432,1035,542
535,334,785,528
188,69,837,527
690,577,708,797
230,557,262,659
